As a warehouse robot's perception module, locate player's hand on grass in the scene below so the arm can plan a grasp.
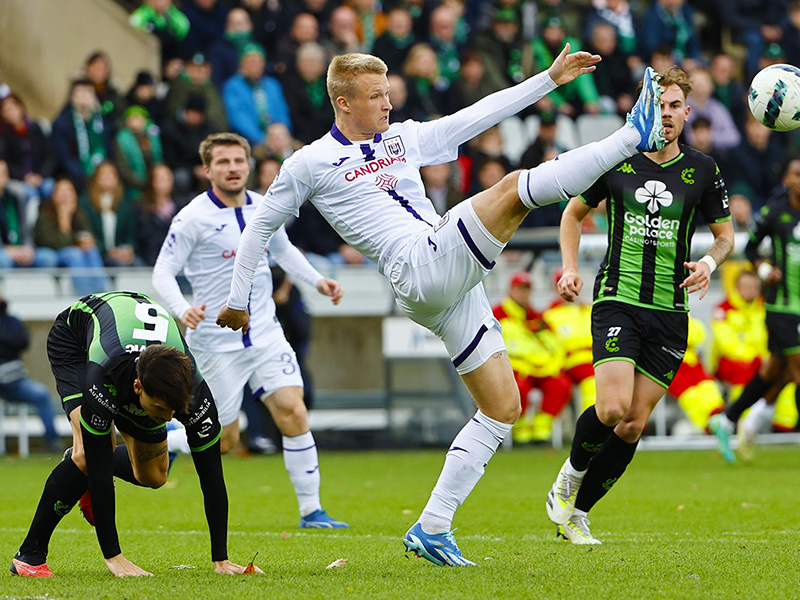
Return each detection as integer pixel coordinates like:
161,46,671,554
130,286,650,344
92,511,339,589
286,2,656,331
548,43,601,86
317,278,343,305
181,304,207,329
216,304,250,333
213,559,263,575
680,260,712,299
105,554,153,577
557,269,583,302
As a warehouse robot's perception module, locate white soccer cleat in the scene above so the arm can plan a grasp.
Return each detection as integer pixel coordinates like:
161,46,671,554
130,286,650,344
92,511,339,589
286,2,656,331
556,513,601,545
546,458,582,525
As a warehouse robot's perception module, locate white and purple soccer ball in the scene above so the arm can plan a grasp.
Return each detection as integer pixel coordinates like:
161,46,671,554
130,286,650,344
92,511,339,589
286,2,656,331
748,64,800,132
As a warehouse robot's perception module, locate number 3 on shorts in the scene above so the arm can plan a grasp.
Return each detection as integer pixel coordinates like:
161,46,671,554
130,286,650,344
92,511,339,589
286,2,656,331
133,303,170,342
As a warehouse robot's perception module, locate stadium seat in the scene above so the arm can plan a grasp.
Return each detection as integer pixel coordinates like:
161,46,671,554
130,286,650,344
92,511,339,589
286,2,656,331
0,398,30,458
0,271,61,300
554,114,579,150
576,114,625,146
498,116,531,165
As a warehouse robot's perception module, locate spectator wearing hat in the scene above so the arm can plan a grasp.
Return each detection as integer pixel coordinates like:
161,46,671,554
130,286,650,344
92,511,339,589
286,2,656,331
222,44,292,146
125,70,165,127
280,42,334,145
164,52,227,132
208,7,266,89
372,7,416,73
51,78,114,191
469,7,526,89
182,0,229,55
536,0,585,40
113,105,164,200
161,94,215,202
129,0,190,72
528,17,601,117
759,41,787,70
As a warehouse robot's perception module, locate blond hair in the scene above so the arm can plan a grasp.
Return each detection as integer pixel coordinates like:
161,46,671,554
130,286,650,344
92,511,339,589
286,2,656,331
198,132,251,167
326,53,388,113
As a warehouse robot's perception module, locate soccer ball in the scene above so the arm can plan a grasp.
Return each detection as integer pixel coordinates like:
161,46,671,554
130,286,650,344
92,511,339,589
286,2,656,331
748,64,800,132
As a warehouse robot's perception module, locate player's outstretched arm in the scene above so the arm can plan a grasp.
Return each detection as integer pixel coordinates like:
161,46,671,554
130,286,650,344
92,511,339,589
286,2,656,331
105,554,153,577
317,278,343,304
547,43,601,86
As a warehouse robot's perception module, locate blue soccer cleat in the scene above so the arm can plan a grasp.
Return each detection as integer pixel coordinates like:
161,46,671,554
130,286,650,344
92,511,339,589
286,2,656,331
403,523,476,567
299,509,349,528
627,66,666,152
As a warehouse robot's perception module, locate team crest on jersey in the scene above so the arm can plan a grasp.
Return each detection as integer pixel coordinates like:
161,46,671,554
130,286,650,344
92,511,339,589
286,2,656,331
383,135,406,158
634,180,673,213
375,173,398,191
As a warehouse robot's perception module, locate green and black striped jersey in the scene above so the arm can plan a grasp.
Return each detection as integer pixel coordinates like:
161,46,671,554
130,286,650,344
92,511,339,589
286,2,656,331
580,144,730,312
745,194,800,313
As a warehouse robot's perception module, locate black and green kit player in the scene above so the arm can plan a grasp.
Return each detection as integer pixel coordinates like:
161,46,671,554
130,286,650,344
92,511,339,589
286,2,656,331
11,291,243,577
582,147,730,385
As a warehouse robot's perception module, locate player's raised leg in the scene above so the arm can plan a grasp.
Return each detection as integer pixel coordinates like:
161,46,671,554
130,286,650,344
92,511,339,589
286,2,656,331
471,67,664,244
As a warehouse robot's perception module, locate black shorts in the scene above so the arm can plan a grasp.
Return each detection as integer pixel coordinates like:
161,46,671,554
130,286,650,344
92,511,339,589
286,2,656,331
766,310,800,356
591,301,688,388
47,309,169,444
47,309,87,418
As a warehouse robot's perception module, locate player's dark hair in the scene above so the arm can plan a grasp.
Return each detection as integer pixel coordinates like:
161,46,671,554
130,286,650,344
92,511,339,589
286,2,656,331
136,345,193,414
198,132,251,168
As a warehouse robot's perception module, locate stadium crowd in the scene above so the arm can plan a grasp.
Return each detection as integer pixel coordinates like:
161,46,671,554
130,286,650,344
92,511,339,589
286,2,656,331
2,0,800,448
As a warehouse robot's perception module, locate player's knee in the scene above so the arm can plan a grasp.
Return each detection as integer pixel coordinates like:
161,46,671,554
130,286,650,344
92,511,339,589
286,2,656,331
594,402,626,426
614,419,645,443
68,447,88,474
140,470,168,489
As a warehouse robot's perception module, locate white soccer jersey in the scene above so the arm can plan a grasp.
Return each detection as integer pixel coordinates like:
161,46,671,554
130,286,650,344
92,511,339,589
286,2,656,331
153,189,323,353
228,70,557,310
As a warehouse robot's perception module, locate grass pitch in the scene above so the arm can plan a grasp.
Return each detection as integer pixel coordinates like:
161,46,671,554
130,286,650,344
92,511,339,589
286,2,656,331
1,444,798,600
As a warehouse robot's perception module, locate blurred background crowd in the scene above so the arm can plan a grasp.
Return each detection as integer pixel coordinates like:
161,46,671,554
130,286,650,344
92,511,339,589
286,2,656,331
0,0,797,284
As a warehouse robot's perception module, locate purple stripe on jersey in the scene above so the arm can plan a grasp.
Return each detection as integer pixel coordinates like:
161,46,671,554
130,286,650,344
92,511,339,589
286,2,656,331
245,192,254,205
359,143,376,161
387,189,432,226
373,133,382,143
456,218,495,270
206,189,227,209
234,205,254,348
234,206,247,232
253,387,265,401
453,324,489,368
330,124,352,145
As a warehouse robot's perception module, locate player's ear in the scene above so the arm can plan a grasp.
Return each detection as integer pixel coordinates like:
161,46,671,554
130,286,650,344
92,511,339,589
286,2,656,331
133,378,142,395
336,95,350,113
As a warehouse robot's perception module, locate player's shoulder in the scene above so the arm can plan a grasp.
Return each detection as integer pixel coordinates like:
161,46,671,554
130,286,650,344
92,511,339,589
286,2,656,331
680,144,717,171
174,192,214,222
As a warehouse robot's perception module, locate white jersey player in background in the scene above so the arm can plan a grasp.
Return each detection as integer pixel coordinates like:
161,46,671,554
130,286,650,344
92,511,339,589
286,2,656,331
153,132,348,528
218,46,666,564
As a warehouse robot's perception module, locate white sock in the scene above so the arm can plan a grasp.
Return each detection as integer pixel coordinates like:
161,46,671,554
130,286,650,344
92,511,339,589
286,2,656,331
565,458,587,479
283,431,322,517
418,410,511,534
167,423,191,454
517,126,640,210
742,398,775,435
573,508,588,519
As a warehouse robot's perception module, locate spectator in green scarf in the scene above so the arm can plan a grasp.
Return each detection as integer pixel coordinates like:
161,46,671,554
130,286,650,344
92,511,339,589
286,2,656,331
113,106,164,200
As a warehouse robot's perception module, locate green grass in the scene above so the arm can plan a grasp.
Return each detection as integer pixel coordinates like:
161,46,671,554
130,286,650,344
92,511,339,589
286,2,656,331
2,445,799,600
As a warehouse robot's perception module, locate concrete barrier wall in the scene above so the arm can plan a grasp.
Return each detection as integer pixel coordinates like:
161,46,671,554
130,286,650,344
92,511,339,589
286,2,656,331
0,0,159,120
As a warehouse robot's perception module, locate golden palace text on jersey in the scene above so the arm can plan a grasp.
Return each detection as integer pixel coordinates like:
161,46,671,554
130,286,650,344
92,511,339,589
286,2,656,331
580,144,730,312
67,291,220,448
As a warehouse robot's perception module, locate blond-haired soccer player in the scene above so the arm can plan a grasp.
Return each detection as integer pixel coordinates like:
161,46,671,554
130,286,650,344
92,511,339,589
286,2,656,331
218,47,665,565
153,132,348,528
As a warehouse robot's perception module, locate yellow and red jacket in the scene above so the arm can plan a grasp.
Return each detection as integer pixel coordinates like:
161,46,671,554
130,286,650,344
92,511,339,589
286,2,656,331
492,297,566,379
710,290,768,371
543,300,593,371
